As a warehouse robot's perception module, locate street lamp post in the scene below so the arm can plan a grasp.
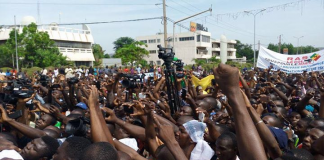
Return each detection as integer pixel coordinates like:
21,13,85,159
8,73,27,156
245,9,266,67
173,8,212,49
294,36,304,55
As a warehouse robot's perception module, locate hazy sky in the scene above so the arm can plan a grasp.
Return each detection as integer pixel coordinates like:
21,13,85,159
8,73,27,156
1,0,324,54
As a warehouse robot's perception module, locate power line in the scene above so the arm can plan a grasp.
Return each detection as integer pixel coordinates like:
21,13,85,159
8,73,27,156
0,2,157,6
1,17,163,27
166,3,270,39
167,1,276,39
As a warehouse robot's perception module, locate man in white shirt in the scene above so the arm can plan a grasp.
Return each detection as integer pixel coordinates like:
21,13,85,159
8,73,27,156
54,67,59,77
65,66,74,79
75,67,83,78
42,68,47,75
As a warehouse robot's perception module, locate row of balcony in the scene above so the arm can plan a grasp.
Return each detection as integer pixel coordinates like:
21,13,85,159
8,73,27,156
58,47,93,54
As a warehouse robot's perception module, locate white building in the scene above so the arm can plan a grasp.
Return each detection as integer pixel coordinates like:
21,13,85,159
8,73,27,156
136,30,245,65
0,16,95,66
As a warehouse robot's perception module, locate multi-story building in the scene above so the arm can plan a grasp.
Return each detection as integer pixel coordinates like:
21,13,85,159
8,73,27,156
136,29,245,65
0,16,95,66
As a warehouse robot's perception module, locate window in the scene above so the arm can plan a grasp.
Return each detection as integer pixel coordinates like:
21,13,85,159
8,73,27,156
213,52,220,56
157,39,161,43
202,35,210,43
149,50,157,54
140,40,147,43
228,44,235,48
148,39,156,43
157,60,161,65
179,36,194,41
227,52,232,56
149,61,154,65
197,35,201,42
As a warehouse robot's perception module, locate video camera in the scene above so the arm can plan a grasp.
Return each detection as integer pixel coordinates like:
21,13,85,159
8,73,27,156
38,75,51,87
174,60,185,78
68,77,79,85
0,79,33,99
158,45,175,66
65,117,90,137
120,74,144,89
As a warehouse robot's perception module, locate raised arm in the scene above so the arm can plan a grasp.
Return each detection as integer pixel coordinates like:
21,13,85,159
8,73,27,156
0,106,55,139
88,86,114,146
296,89,314,117
213,64,267,160
145,111,159,157
104,107,146,142
242,90,282,159
153,116,188,160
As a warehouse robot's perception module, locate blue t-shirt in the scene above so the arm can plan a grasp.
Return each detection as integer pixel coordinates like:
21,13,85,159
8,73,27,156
5,72,11,76
94,68,97,75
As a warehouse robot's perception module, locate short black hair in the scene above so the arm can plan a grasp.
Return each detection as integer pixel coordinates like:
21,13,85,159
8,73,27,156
44,114,57,126
215,124,230,135
217,132,237,149
81,142,118,160
65,136,91,159
41,136,59,158
301,117,313,125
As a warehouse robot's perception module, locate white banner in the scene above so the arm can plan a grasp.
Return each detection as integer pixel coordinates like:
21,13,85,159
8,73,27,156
257,46,324,73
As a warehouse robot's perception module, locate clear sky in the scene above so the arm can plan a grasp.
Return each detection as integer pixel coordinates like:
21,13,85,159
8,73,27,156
1,0,324,54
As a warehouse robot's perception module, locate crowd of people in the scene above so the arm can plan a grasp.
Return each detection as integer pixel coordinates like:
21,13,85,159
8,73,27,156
0,63,323,160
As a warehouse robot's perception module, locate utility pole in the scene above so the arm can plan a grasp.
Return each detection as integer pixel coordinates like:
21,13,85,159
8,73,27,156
14,16,19,72
163,0,168,47
278,35,282,53
294,36,304,55
245,9,266,67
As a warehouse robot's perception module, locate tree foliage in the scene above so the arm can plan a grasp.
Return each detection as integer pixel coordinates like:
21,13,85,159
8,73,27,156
267,43,319,55
235,40,254,60
113,37,135,51
114,41,149,66
0,23,68,68
92,44,105,66
208,56,221,63
192,58,207,66
104,54,110,58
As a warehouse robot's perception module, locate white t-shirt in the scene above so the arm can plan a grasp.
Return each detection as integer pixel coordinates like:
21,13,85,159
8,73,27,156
54,69,59,77
42,69,47,75
0,150,24,159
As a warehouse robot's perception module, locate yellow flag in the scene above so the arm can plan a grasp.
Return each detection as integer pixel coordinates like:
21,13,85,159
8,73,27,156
191,75,214,90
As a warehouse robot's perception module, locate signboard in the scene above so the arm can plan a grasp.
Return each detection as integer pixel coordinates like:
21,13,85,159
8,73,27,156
283,48,288,55
190,22,208,32
190,22,197,32
257,46,324,73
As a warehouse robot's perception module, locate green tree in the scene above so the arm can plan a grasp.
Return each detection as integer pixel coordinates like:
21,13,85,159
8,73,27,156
92,44,105,66
208,56,221,63
104,54,110,58
114,41,149,66
235,40,254,60
136,59,149,68
113,37,135,51
192,58,207,66
268,43,296,54
299,45,319,54
0,23,68,68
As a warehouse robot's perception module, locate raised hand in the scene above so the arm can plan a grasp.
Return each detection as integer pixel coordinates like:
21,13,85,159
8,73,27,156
130,101,146,117
88,85,100,109
213,64,239,94
101,107,118,123
0,104,11,123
